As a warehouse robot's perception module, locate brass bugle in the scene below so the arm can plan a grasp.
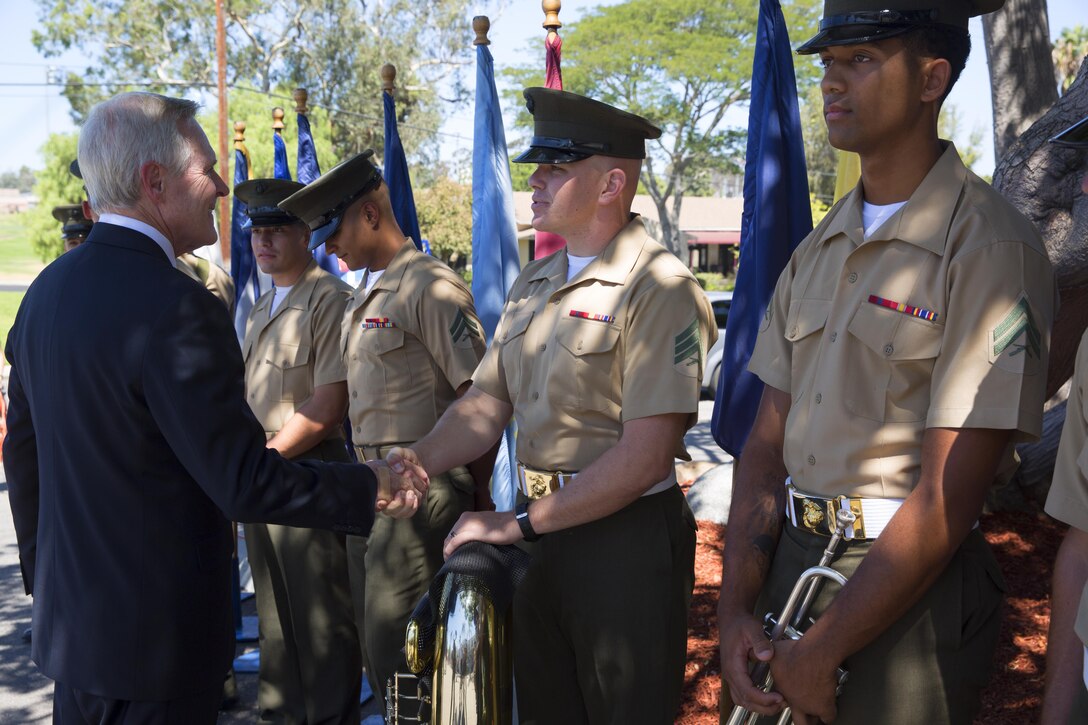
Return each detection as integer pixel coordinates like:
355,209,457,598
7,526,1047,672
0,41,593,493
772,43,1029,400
726,507,856,725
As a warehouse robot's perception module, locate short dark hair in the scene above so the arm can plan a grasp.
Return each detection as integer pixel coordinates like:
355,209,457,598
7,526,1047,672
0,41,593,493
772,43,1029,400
900,24,972,104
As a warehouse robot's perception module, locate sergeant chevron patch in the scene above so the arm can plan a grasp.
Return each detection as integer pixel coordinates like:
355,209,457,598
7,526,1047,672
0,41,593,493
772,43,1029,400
674,318,701,376
989,293,1041,374
449,309,481,346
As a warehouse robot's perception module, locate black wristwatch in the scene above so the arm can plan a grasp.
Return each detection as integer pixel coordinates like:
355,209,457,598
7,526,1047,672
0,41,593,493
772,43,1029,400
514,501,541,542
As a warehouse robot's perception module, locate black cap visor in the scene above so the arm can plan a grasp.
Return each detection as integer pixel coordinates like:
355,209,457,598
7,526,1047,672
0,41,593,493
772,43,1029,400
307,214,344,251
797,9,940,54
1050,116,1088,149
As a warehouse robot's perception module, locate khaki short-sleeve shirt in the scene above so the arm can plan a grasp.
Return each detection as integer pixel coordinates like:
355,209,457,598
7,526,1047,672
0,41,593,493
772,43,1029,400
343,241,486,445
749,144,1055,499
1045,331,1088,648
243,260,352,436
177,253,236,318
473,216,716,472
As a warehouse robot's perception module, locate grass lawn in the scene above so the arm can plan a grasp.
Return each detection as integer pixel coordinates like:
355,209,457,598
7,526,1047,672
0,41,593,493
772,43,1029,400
0,213,46,280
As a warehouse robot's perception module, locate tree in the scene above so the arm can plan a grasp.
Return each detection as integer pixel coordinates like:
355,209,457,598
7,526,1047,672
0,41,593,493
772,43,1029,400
31,0,502,162
0,167,38,193
983,0,1059,163
26,132,85,261
505,0,821,258
1054,25,1088,93
414,178,473,266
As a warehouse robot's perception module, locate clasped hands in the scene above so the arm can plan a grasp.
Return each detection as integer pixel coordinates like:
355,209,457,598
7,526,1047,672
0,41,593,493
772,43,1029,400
366,451,430,518
719,610,841,724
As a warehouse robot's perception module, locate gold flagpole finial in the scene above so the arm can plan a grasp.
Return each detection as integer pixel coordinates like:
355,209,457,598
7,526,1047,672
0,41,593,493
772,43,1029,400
473,16,491,46
293,88,308,115
233,120,246,149
271,106,286,133
543,0,562,34
381,64,396,95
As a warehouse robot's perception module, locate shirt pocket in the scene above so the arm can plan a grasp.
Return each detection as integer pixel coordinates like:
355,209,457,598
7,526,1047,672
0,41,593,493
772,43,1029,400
845,302,943,422
498,310,534,397
264,342,312,403
553,317,621,413
784,300,830,401
359,327,409,393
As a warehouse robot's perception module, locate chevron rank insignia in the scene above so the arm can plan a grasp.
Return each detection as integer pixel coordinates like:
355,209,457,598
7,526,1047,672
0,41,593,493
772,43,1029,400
449,308,481,347
674,317,702,377
988,293,1041,374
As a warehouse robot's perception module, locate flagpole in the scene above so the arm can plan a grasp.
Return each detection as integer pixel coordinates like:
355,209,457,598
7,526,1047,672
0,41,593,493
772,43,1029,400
215,0,230,265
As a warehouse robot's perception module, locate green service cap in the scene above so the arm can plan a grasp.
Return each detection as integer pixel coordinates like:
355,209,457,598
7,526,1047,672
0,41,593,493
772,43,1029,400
278,150,382,251
513,87,661,164
797,0,1006,54
52,205,93,239
234,178,306,229
1050,115,1088,149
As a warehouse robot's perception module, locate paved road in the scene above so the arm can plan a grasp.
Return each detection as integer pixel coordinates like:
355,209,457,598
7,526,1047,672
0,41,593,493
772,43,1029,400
0,400,733,722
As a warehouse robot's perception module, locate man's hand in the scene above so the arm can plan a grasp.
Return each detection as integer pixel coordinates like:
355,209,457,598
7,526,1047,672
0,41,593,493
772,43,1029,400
367,458,427,519
443,511,521,558
766,638,840,724
718,606,784,717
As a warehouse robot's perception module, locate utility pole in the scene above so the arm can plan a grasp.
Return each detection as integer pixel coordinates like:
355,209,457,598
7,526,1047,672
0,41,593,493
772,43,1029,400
215,0,231,266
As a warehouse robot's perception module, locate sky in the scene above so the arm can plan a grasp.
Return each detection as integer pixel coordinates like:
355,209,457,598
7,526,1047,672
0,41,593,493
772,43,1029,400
0,0,1082,181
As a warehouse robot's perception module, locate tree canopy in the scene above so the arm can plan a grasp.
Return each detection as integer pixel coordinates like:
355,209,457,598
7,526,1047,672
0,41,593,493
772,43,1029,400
26,132,84,261
32,0,501,162
505,0,820,256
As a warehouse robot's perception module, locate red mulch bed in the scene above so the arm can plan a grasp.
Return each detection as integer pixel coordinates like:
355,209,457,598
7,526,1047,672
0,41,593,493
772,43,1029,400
677,509,1066,724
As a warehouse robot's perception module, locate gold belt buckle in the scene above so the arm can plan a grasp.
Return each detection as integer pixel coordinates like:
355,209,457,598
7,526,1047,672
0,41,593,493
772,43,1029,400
523,469,559,500
800,498,827,532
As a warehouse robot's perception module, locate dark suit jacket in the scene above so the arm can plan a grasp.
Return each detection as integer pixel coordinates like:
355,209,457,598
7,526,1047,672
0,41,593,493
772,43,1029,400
3,223,375,701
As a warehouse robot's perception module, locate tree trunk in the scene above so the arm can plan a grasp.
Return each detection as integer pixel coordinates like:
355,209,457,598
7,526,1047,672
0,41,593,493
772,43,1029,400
983,0,1058,165
989,58,1088,510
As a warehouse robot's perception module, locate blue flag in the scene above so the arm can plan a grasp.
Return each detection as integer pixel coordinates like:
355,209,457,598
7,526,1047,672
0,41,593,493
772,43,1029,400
711,0,812,457
230,148,260,343
382,91,423,251
297,112,342,276
273,132,291,181
472,42,522,512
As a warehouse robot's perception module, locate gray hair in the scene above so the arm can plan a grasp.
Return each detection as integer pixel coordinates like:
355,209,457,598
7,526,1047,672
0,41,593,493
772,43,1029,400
78,92,200,214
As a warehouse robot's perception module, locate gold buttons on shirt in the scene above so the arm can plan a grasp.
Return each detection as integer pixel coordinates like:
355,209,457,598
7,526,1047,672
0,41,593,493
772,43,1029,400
807,454,816,465
829,332,837,342
848,272,858,283
815,393,822,404
883,344,894,356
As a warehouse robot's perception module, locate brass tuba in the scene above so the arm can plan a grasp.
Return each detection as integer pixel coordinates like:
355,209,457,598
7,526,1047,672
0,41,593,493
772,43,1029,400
387,542,531,724
726,508,856,725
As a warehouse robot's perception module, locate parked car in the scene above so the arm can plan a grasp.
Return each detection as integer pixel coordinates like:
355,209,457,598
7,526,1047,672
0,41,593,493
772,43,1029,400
702,291,732,396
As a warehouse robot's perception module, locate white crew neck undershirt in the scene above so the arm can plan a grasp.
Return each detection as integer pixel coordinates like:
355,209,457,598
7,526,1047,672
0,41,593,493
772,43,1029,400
861,200,907,241
270,285,293,314
566,252,596,282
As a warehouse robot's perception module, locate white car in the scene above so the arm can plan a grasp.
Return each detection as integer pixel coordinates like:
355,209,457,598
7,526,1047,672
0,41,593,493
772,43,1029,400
702,290,733,396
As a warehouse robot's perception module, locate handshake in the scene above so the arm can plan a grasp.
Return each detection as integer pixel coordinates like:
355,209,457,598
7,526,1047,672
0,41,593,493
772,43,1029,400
365,447,430,519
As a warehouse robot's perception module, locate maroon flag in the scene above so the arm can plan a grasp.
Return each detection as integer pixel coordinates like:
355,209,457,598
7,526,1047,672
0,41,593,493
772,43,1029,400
533,29,568,258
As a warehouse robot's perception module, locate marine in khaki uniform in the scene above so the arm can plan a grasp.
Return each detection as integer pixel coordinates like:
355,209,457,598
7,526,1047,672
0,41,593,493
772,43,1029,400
235,178,361,725
386,89,716,724
1041,113,1088,725
718,3,1055,724
177,252,235,318
279,153,490,705
52,205,93,253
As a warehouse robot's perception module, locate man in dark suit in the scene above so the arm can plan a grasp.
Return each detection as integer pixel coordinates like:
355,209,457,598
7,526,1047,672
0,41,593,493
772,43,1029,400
2,91,427,725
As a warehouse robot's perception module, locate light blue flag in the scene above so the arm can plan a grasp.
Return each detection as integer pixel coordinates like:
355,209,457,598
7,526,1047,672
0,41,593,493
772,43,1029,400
472,42,522,512
711,0,812,457
382,91,424,251
297,111,343,276
230,148,260,343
